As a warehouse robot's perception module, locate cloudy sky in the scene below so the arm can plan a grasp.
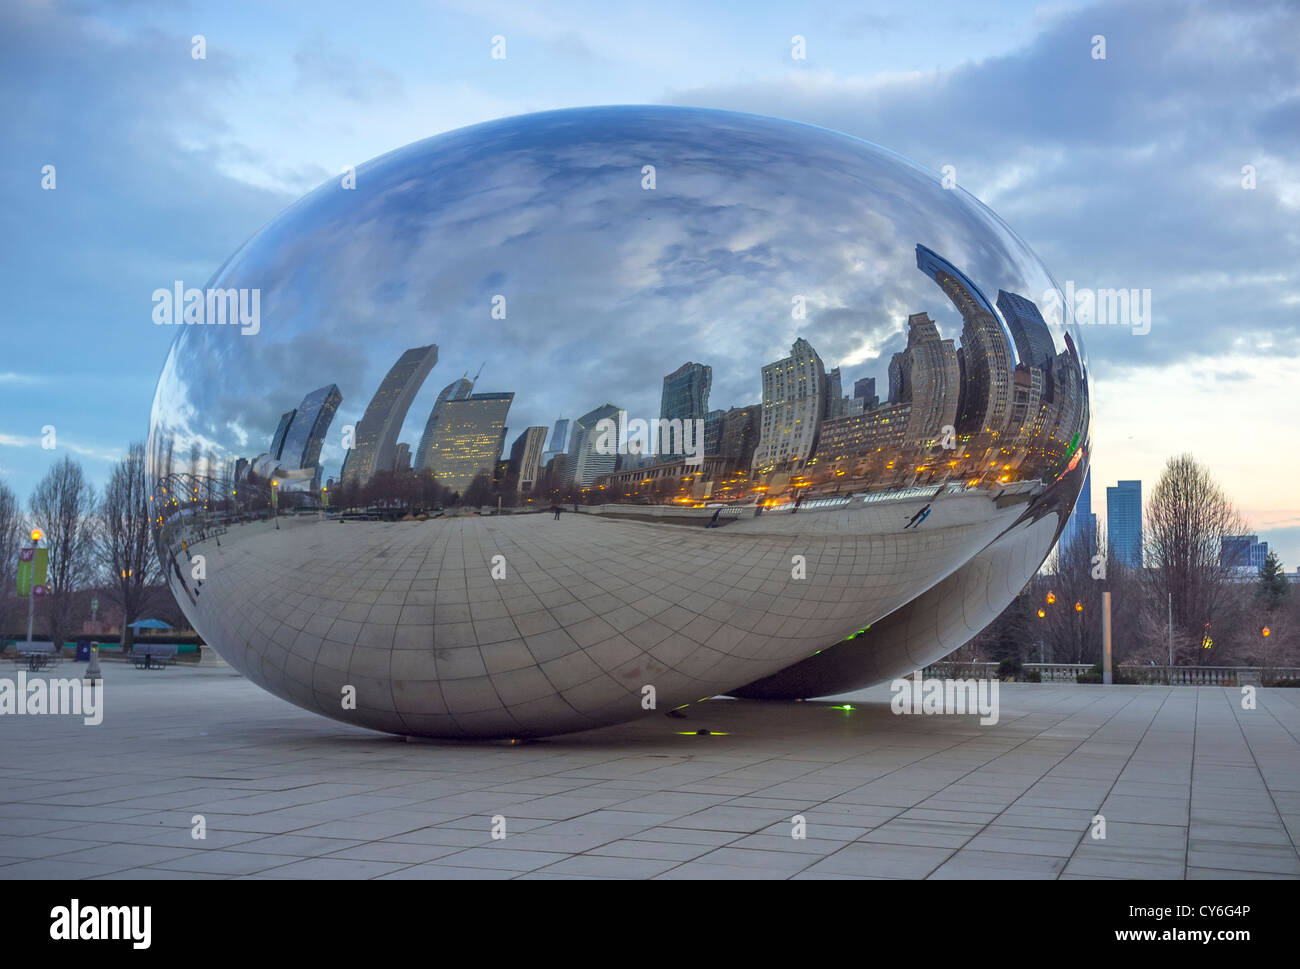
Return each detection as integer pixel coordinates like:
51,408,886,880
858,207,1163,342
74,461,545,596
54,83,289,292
2,0,1296,564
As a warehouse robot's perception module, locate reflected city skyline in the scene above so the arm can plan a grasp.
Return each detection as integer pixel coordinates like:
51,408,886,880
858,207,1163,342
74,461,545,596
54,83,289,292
151,240,1086,522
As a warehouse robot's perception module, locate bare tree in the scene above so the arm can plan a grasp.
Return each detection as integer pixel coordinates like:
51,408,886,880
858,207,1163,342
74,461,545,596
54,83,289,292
0,478,22,632
97,442,161,651
1141,454,1247,666
28,456,97,650
1038,522,1104,664
463,472,493,508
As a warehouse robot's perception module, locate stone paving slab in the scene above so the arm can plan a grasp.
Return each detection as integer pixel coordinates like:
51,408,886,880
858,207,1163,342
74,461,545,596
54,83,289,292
1,665,1298,879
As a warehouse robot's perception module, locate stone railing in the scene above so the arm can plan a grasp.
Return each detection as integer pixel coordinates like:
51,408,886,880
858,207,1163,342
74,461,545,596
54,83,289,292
1028,663,1093,682
920,662,1300,686
1120,666,1300,686
920,661,1090,681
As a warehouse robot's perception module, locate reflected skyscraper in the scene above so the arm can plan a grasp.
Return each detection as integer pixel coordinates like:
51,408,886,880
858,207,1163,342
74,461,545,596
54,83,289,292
568,403,623,486
660,362,712,422
423,392,514,494
508,426,549,493
703,408,726,457
853,376,878,407
279,383,343,472
815,402,911,476
824,367,850,419
540,418,570,472
752,338,825,472
416,375,474,470
916,244,1014,440
720,405,762,467
392,442,411,471
701,405,761,465
342,344,438,486
998,289,1056,369
270,410,295,461
549,418,570,453
891,312,959,448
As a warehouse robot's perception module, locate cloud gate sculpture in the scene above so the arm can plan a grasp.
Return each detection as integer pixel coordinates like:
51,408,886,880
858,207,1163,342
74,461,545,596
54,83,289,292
147,105,1090,738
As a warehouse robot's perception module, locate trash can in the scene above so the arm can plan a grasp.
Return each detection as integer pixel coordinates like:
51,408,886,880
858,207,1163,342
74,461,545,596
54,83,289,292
75,641,92,662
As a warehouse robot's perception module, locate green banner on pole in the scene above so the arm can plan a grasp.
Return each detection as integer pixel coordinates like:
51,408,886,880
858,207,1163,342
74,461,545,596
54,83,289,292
16,557,32,598
33,548,48,586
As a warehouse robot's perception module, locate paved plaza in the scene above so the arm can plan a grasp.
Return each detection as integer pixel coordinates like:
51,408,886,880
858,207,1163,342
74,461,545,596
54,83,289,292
1,664,1298,879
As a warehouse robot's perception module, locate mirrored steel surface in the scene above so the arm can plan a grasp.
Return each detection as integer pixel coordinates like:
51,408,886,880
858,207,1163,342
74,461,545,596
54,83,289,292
147,106,1090,737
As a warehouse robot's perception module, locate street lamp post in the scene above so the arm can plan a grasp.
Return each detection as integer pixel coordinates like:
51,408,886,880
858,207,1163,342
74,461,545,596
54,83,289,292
25,576,35,645
1102,590,1113,685
25,528,42,646
1037,592,1061,665
1037,607,1046,663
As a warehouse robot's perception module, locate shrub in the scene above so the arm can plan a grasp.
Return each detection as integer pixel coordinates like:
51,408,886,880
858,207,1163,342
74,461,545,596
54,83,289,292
1077,662,1137,685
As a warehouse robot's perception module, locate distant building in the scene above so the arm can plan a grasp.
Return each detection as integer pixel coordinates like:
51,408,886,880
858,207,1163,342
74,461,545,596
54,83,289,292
1249,540,1269,570
342,344,439,486
422,392,514,495
1222,534,1270,575
1060,469,1097,559
1106,479,1143,567
1221,535,1257,569
853,376,877,407
752,338,825,472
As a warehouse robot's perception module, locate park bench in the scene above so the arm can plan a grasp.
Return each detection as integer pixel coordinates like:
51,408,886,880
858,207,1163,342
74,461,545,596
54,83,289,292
130,643,179,670
13,642,61,672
